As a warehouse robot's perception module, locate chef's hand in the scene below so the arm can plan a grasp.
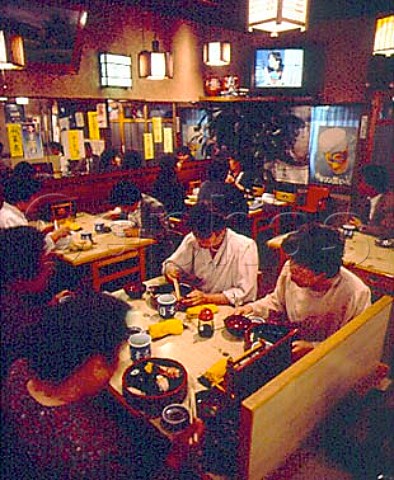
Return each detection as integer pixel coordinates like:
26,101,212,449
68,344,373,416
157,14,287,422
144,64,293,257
234,304,253,316
182,289,206,306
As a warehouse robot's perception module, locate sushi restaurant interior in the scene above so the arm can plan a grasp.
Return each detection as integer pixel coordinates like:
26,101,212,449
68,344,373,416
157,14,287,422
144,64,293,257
0,0,393,479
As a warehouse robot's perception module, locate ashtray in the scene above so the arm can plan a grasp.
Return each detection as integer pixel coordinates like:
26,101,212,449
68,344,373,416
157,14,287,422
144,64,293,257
161,404,190,432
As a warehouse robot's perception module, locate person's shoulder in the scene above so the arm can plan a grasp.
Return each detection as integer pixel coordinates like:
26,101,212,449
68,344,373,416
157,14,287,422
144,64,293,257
142,193,165,209
339,267,371,292
227,228,256,247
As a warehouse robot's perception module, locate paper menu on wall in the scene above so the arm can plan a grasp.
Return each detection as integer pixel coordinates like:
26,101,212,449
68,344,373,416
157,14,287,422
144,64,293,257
152,117,163,143
163,127,173,153
143,133,154,160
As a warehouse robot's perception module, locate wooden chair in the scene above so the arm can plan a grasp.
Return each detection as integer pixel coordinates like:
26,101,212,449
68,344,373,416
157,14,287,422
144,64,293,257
295,185,330,214
188,180,202,195
50,201,74,222
91,250,143,292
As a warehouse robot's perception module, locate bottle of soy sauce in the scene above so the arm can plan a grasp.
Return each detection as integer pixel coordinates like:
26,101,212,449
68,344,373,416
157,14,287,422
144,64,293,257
198,308,214,338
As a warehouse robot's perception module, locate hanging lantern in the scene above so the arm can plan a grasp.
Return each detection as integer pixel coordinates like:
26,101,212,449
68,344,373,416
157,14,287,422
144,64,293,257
203,41,231,66
373,15,394,57
0,30,25,70
248,0,309,37
138,39,173,80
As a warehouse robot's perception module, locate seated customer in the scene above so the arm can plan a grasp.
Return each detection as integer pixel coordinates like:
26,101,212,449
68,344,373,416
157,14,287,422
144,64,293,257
235,223,371,355
0,175,70,248
163,202,259,306
351,164,394,238
0,227,57,381
105,180,171,277
198,158,249,236
105,180,169,240
2,291,201,479
152,155,186,215
3,292,141,478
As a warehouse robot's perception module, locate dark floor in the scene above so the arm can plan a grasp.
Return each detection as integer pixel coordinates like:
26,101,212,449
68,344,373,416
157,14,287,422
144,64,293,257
267,383,394,480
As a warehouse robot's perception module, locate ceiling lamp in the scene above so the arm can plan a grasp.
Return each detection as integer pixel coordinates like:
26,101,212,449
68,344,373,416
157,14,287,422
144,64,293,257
0,30,25,70
138,39,173,80
203,41,231,66
248,0,309,37
373,15,394,57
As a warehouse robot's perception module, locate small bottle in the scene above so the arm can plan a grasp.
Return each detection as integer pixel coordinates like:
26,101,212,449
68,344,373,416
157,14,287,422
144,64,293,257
198,308,214,338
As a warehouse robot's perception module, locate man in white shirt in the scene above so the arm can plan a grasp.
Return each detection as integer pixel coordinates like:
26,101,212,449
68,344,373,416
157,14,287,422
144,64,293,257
163,202,259,306
235,223,371,356
0,176,69,249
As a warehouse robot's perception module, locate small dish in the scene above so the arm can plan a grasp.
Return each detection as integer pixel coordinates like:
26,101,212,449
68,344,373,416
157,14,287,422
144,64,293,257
224,315,252,338
110,220,133,237
161,404,190,432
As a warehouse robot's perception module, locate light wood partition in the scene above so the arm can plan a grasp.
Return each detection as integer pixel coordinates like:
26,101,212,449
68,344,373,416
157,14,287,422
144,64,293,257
238,296,393,480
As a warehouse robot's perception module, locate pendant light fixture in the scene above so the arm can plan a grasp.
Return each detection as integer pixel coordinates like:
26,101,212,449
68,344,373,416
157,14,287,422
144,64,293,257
0,30,25,70
138,38,173,80
373,15,394,57
248,0,309,37
203,41,231,66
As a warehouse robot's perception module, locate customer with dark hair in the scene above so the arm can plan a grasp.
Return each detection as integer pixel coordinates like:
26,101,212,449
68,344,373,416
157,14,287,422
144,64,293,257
105,180,171,276
351,164,394,237
198,158,249,235
98,147,123,172
2,291,203,479
175,146,193,170
2,292,134,478
0,227,56,381
163,201,259,306
152,155,186,214
13,161,36,179
0,175,70,247
122,149,143,170
235,223,371,354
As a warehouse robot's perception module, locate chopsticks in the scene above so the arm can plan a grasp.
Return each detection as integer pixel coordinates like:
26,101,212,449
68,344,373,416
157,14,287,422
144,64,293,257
173,277,181,301
188,378,199,445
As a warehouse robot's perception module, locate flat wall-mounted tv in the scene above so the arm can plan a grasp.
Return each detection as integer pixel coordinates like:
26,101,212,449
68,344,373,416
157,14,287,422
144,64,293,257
251,46,323,96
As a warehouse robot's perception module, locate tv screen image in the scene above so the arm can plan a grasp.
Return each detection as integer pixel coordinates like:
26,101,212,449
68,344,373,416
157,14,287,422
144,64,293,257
254,48,304,88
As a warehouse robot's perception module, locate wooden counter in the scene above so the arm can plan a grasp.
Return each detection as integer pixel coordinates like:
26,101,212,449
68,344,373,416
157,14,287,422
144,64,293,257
28,159,210,217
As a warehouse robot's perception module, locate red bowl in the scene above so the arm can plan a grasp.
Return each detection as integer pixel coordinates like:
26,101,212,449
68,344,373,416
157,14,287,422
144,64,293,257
122,358,188,417
224,315,252,338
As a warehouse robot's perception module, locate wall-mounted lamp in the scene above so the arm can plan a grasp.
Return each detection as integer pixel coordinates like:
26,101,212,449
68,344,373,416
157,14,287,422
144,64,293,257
0,30,25,70
373,15,394,57
138,39,173,80
203,41,231,66
99,53,132,88
248,0,309,37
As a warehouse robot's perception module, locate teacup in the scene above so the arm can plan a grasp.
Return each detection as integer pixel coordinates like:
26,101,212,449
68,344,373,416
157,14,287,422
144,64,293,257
157,293,177,319
128,332,152,361
94,221,105,234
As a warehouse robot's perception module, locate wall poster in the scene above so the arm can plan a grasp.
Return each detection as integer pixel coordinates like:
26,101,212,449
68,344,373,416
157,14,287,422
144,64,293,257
309,105,362,187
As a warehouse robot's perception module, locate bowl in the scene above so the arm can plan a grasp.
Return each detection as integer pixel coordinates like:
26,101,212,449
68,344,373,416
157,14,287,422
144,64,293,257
122,358,188,417
110,220,133,237
224,315,252,338
161,404,190,432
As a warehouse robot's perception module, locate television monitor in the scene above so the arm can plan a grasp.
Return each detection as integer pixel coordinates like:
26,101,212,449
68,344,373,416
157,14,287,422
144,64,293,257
251,47,323,96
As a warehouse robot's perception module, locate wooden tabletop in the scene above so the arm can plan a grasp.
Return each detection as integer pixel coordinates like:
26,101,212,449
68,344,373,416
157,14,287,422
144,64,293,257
55,214,155,266
267,231,394,278
109,287,243,397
